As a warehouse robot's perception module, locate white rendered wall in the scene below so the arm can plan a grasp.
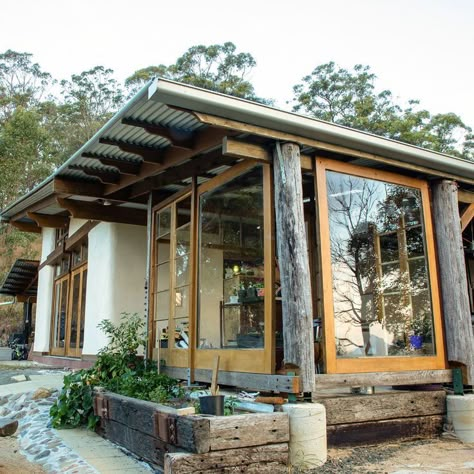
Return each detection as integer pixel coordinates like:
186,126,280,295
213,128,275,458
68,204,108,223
82,222,147,355
34,228,56,352
69,218,88,235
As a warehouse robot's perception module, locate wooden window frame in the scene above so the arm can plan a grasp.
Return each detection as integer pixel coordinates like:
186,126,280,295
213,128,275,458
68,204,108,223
194,161,275,374
50,242,88,358
315,158,446,374
151,191,193,369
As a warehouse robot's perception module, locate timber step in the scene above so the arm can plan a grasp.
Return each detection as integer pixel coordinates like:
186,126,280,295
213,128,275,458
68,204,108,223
314,389,446,447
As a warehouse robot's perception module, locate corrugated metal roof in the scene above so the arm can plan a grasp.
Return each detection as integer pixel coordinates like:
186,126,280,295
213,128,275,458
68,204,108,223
2,77,473,222
0,259,39,297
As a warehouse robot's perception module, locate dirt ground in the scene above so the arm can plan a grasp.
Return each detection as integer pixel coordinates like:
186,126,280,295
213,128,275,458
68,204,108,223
0,436,45,474
315,438,474,473
0,433,472,473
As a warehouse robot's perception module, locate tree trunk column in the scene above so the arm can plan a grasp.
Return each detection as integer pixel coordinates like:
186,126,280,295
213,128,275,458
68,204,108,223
273,142,315,392
432,180,474,384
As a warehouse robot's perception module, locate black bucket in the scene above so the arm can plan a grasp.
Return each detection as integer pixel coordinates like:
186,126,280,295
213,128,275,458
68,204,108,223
199,395,225,416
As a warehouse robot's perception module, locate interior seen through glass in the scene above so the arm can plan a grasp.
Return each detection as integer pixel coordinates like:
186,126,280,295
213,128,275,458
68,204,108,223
326,170,435,358
198,166,265,349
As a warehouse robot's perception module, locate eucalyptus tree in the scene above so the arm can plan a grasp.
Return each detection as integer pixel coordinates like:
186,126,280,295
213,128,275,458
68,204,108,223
126,42,270,103
293,62,473,160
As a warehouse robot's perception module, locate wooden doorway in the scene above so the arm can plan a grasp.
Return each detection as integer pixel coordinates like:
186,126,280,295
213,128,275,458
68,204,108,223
50,244,88,357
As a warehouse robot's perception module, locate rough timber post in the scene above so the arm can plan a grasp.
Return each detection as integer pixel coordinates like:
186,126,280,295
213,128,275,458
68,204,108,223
432,180,474,384
273,141,315,392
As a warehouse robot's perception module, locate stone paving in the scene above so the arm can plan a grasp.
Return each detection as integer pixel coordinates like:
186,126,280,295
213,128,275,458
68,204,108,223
0,388,98,473
0,368,154,473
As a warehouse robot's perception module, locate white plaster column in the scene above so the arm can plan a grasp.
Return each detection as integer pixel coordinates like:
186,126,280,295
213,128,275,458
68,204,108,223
82,222,147,355
34,228,56,352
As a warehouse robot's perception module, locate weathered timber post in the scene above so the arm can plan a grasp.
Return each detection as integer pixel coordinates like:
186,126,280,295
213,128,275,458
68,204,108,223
432,180,474,384
273,141,315,392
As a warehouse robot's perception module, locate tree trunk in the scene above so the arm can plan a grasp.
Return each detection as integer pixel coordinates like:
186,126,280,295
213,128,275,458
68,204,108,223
432,180,474,384
273,142,315,392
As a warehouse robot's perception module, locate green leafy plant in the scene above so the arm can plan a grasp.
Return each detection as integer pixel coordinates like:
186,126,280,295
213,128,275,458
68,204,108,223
49,369,99,430
50,313,184,429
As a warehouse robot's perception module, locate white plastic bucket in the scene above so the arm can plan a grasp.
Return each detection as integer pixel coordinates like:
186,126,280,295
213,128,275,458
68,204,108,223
282,402,327,470
447,394,474,443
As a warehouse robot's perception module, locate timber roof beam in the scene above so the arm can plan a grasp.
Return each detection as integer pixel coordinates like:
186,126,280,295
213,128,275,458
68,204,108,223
222,136,313,170
194,112,474,185
27,212,68,229
129,149,236,199
121,118,194,150
103,127,231,196
57,197,147,226
10,221,41,234
53,178,105,198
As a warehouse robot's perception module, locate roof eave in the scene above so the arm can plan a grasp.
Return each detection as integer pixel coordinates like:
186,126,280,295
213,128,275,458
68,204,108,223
151,79,474,181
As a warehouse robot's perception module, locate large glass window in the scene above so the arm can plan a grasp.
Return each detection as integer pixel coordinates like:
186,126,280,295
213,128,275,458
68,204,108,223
325,170,435,359
198,166,265,350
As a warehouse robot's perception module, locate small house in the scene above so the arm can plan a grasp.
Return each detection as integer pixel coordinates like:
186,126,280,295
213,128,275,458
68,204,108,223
2,79,473,398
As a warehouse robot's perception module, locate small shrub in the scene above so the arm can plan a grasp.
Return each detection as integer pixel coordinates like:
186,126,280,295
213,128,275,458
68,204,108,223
50,313,183,429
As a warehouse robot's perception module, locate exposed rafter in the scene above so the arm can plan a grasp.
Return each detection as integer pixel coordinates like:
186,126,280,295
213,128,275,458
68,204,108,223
103,127,231,196
27,212,68,229
53,177,105,198
129,149,236,199
11,221,41,234
99,138,164,164
222,137,313,170
461,203,474,232
68,164,120,185
122,118,194,150
82,152,141,176
57,198,147,226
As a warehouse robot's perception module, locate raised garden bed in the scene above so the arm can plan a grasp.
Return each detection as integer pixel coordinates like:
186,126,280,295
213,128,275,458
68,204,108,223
93,389,289,473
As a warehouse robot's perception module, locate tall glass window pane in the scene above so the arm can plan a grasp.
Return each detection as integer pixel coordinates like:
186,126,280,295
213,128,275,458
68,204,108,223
155,207,171,348
198,166,265,349
79,269,87,349
69,273,80,348
174,197,191,349
326,171,435,358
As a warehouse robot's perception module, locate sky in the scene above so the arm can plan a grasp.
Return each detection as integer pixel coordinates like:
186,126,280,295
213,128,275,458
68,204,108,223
1,0,474,127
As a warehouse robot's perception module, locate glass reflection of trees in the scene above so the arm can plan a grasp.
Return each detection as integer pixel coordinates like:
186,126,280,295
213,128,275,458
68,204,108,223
326,171,435,358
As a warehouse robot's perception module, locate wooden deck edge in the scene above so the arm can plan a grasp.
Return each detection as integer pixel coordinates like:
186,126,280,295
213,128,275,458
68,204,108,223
161,366,300,393
315,369,453,389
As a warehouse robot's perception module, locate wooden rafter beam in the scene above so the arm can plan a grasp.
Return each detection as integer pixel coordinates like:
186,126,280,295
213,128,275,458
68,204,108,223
68,164,120,185
57,198,147,226
10,221,41,234
193,112,474,185
461,203,474,232
458,189,474,204
82,153,141,176
122,118,194,150
103,127,231,196
99,138,164,164
53,177,105,198
129,149,236,199
222,137,313,170
27,212,68,229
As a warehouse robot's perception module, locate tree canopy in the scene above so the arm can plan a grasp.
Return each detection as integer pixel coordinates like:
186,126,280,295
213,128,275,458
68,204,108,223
292,61,473,159
126,42,270,103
